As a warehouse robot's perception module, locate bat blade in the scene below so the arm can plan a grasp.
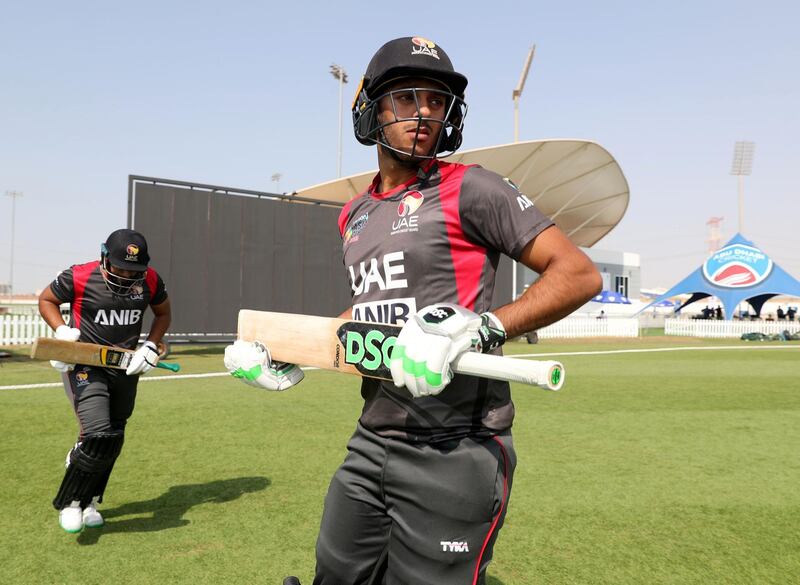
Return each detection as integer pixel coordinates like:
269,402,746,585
237,309,563,390
31,338,180,372
32,338,134,369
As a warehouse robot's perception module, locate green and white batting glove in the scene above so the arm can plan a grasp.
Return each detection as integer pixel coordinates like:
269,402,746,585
389,303,506,398
224,340,304,391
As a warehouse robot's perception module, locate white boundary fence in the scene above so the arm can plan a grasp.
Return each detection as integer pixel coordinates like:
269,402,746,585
0,315,55,345
4,314,644,344
8,314,797,344
537,317,640,338
665,318,800,338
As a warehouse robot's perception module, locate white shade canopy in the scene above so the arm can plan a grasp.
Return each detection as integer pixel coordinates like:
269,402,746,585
295,139,629,247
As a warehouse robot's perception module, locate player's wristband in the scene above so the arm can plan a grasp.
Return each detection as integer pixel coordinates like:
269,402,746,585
476,312,506,353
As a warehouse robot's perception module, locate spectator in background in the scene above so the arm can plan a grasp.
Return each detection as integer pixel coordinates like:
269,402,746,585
777,306,785,320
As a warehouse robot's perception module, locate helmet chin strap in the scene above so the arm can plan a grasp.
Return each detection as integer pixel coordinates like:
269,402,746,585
378,120,438,165
381,141,426,167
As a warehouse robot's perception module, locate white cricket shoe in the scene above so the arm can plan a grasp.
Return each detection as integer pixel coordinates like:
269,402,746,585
59,501,83,533
82,498,104,528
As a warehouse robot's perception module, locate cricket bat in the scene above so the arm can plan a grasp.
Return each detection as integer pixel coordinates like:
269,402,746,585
31,338,181,372
237,310,564,391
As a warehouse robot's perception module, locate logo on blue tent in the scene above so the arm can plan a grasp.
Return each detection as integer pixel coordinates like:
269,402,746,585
702,243,772,288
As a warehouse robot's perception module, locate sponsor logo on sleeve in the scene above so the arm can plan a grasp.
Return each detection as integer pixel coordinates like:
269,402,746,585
504,177,536,211
344,212,369,245
516,194,534,211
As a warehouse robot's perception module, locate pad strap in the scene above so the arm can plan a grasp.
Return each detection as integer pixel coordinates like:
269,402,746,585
53,431,125,509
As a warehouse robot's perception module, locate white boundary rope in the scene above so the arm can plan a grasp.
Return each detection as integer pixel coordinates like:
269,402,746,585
0,369,324,391
512,345,800,358
0,371,231,391
1,345,797,391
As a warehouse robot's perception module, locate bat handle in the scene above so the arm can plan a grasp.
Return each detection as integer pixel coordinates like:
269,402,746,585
452,353,564,391
156,361,181,372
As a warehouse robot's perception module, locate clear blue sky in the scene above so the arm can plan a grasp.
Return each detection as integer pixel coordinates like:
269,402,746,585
2,0,798,294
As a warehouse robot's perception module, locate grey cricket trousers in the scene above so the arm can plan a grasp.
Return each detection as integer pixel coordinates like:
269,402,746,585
63,365,138,437
313,423,516,585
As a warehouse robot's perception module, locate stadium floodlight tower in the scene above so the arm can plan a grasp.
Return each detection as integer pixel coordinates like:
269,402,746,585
330,64,349,178
512,44,536,144
730,141,755,233
5,190,23,301
511,45,535,299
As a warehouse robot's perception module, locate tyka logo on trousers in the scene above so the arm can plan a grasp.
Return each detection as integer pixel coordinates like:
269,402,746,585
440,541,470,553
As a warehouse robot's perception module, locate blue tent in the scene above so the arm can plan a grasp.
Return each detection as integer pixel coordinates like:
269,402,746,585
592,290,632,304
641,233,800,320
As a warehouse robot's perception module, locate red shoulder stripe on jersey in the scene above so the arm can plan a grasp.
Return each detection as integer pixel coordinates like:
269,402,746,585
145,268,159,301
71,261,100,329
438,163,485,311
338,199,356,238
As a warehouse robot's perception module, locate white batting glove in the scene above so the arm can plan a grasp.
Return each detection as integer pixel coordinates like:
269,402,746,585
50,325,81,372
389,304,483,397
125,341,159,376
224,340,304,391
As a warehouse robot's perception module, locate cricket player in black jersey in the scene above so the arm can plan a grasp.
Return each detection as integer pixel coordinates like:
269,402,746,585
225,37,601,584
38,228,171,533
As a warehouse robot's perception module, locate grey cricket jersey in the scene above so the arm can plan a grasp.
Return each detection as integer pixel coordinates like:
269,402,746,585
49,261,168,350
338,160,553,442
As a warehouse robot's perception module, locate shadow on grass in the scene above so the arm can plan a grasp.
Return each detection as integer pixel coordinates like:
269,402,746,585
77,475,269,545
0,348,33,363
486,577,506,585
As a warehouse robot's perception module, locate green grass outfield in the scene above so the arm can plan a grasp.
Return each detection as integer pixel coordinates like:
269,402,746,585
0,337,798,585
